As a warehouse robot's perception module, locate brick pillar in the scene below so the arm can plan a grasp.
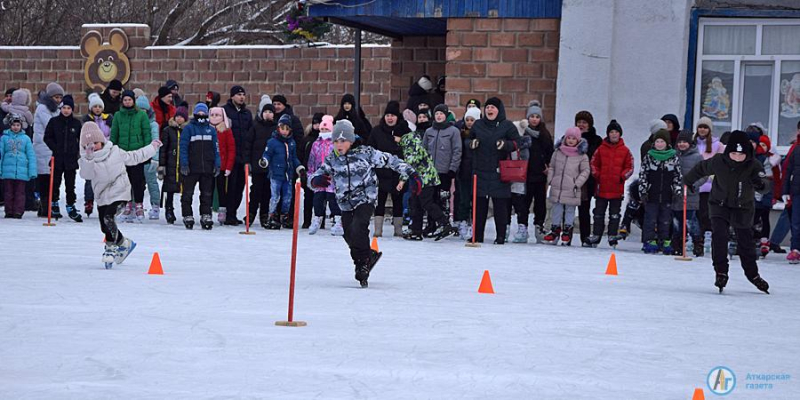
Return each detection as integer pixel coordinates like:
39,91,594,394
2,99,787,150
390,36,446,108
445,18,559,123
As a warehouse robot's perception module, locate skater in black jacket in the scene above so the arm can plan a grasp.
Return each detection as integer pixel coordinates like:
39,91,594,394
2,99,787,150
683,130,770,294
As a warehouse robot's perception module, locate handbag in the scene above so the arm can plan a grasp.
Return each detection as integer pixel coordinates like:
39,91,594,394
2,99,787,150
499,142,528,183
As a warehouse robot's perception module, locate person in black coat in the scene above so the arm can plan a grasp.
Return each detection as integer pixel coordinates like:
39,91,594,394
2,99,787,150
271,94,304,142
404,75,433,114
43,95,82,219
222,85,253,225
367,100,410,237
158,106,189,224
100,79,123,116
243,103,277,227
468,97,520,244
575,110,603,245
334,94,370,139
684,130,770,294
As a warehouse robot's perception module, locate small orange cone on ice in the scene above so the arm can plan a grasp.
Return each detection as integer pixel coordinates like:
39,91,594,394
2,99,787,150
148,252,164,275
371,237,379,252
605,253,618,275
692,388,705,400
478,270,494,294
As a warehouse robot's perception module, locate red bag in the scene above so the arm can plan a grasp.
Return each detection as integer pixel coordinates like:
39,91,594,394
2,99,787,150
499,143,527,183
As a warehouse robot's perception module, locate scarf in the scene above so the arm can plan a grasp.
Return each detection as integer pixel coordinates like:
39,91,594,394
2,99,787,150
648,148,676,161
559,144,579,157
525,126,540,139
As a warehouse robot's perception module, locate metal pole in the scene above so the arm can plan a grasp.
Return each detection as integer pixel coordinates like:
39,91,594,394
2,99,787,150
354,29,362,110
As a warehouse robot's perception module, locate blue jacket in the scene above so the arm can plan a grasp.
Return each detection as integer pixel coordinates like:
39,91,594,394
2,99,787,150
262,131,301,181
0,129,37,180
179,118,220,174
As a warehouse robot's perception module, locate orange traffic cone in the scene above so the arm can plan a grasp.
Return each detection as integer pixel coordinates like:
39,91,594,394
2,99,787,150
605,253,618,275
371,237,379,252
692,388,705,400
148,252,164,275
478,270,494,294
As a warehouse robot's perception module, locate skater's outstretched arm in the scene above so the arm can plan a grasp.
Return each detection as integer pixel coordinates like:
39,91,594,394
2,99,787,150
369,147,415,180
683,158,712,189
121,141,160,166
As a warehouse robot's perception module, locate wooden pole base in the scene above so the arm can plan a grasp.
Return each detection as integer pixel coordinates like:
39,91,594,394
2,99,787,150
465,242,481,248
275,321,307,327
42,223,56,227
239,231,256,235
674,256,693,261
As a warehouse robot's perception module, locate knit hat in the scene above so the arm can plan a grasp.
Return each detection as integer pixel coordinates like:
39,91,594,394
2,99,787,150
464,107,481,121
80,121,106,148
60,94,74,109
209,106,229,129
312,112,324,125
433,104,449,116
649,119,668,135
3,112,23,127
261,103,275,114
166,79,179,90
759,134,772,153
574,110,594,127
384,100,401,117
175,106,189,121
121,90,136,102
652,129,671,148
272,94,287,106
725,130,751,157
320,115,334,132
278,114,293,127
88,93,104,111
341,93,356,106
230,85,246,97
564,127,581,141
158,86,171,99
46,82,65,98
485,97,503,110
676,130,695,145
258,95,272,114
132,88,146,99
465,98,481,109
193,102,209,115
107,79,123,91
403,109,418,124
526,100,543,119
332,119,356,143
746,130,761,144
417,76,433,92
606,119,623,136
136,95,151,110
696,116,713,131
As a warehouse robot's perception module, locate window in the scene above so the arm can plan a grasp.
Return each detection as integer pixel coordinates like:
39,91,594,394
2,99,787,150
694,19,800,152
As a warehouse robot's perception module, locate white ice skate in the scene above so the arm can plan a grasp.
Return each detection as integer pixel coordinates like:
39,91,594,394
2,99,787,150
148,205,160,220
512,224,528,243
309,216,322,235
330,216,344,236
114,238,137,265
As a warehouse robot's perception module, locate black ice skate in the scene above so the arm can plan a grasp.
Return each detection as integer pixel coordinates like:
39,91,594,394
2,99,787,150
715,273,729,293
200,214,213,230
749,275,770,294
66,204,83,222
433,223,456,241
183,215,195,230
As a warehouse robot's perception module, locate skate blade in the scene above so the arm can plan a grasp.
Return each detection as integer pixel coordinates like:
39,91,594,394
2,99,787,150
104,262,113,269
360,280,368,288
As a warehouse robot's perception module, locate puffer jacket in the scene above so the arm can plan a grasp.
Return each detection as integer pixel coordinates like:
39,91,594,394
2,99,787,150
1,89,34,131
547,138,590,206
515,119,553,184
81,113,113,139
78,141,157,207
33,95,59,174
262,131,302,182
180,118,220,174
590,137,634,200
638,150,683,204
222,99,253,164
469,101,520,198
0,129,37,180
243,116,277,175
400,132,440,188
43,113,82,170
217,127,236,173
423,122,462,174
310,143,415,211
367,119,409,193
110,107,151,152
672,144,706,211
307,132,335,193
695,134,724,193
159,117,187,193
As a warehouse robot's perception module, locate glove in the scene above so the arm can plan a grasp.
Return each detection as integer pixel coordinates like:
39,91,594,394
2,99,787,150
157,166,165,181
470,139,480,150
224,170,231,177
311,174,331,189
83,145,95,160
447,170,456,180
783,194,791,203
259,158,269,168
408,173,423,196
296,165,307,177
180,166,190,176
151,139,162,149
213,167,220,177
496,139,506,150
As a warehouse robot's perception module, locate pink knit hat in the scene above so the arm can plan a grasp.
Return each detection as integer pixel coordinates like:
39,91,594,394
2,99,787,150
320,115,334,132
564,126,582,141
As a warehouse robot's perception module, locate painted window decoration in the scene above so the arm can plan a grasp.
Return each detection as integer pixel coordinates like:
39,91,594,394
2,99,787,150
700,61,733,129
779,61,800,145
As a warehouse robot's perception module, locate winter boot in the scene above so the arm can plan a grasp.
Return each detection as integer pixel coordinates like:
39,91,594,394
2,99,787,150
749,275,770,294
118,202,132,223
759,238,770,258
266,213,281,230
373,216,384,237
200,214,213,230
512,224,529,243
165,207,176,224
37,200,48,218
280,213,292,229
330,216,344,236
260,214,270,229
770,242,787,254
148,204,160,220
65,204,83,222
217,207,227,225
84,200,94,217
642,240,660,254
505,225,511,242
51,202,62,220
787,249,800,264
102,243,117,269
661,240,674,255
393,217,404,237
134,203,145,223
457,221,472,241
114,237,137,265
583,235,601,248
183,215,195,230
560,225,574,246
542,225,561,245
715,273,729,293
308,216,323,235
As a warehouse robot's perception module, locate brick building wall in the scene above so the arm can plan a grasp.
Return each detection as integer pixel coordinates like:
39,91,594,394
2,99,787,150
390,36,446,108
445,18,560,123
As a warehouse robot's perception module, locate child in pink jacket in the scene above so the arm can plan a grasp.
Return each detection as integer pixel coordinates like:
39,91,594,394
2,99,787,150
306,115,342,235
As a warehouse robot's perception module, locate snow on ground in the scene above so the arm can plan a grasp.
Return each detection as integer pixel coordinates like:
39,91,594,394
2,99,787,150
1,188,799,399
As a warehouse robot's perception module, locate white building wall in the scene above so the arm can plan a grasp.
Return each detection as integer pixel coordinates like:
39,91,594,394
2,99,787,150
555,0,695,163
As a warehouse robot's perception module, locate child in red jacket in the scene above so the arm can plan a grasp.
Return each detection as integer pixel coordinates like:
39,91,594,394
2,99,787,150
585,120,634,248
209,107,236,224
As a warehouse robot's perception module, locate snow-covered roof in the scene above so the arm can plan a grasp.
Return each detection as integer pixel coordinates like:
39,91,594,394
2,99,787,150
82,23,149,28
0,46,80,50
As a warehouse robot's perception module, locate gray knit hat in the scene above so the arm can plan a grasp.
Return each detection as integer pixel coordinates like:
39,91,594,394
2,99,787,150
46,82,64,98
649,119,668,135
332,119,356,143
526,100,543,119
88,93,104,111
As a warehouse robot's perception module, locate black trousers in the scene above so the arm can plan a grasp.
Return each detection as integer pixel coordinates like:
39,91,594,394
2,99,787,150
36,174,50,203
698,192,711,233
454,175,473,222
25,179,36,209
342,203,375,263
592,197,622,239
711,215,759,280
227,162,246,218
181,173,214,216
410,186,447,233
474,196,510,243
126,163,146,204
376,188,403,217
509,182,547,227
99,201,125,244
303,186,314,226
51,167,77,205
578,197,593,242
215,175,230,210
249,173,271,219
753,208,771,240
